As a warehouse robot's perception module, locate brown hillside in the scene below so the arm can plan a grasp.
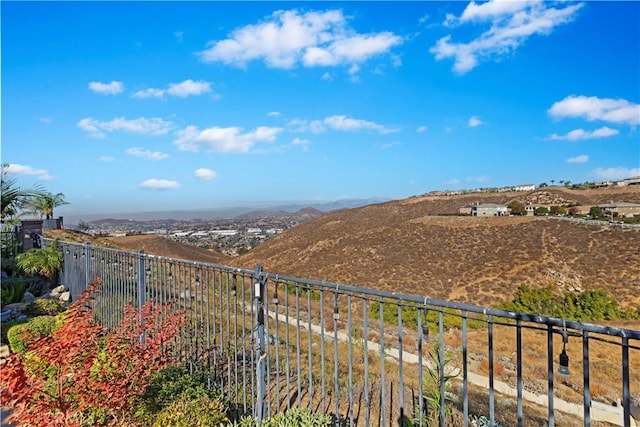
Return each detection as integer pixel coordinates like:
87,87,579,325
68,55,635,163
233,190,640,308
44,230,231,265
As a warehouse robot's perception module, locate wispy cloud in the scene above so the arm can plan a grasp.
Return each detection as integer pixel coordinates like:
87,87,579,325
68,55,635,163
166,79,211,97
288,115,398,134
5,163,53,181
198,9,402,73
174,125,283,153
77,117,174,138
549,95,640,126
99,156,116,162
88,81,124,95
139,178,180,190
39,117,53,125
132,88,165,99
291,137,310,151
132,79,213,99
431,1,583,74
267,111,281,117
194,168,217,180
125,147,169,161
567,154,589,164
416,125,428,133
548,127,619,141
174,31,184,42
592,167,640,181
468,116,485,127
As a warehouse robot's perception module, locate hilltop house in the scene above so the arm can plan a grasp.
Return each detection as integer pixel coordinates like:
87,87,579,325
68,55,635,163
460,203,509,217
599,202,640,218
514,184,536,192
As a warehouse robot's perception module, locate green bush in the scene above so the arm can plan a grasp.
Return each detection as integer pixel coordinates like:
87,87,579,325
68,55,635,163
7,315,61,353
135,365,220,421
233,408,332,427
152,394,228,427
498,285,637,321
1,277,28,306
23,298,66,317
1,318,28,344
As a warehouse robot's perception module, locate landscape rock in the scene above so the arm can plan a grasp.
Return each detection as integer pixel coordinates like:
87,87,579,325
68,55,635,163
50,285,67,296
3,303,26,312
59,291,71,302
23,291,36,304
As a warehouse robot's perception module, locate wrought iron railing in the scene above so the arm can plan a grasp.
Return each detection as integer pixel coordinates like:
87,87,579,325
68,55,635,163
43,238,640,427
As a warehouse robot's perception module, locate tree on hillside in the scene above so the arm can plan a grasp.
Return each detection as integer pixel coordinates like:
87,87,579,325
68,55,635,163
1,164,46,223
534,206,549,216
589,206,604,219
539,182,548,188
549,205,567,216
567,207,579,216
507,200,526,216
27,192,69,219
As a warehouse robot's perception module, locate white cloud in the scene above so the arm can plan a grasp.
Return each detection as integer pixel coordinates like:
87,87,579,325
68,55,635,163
548,96,640,126
88,81,124,95
567,155,589,164
468,116,485,127
548,126,619,141
592,167,640,181
140,179,180,190
323,115,398,134
321,72,333,81
99,156,116,162
125,147,169,161
166,79,212,97
77,117,174,138
174,125,283,153
194,168,217,180
291,137,310,151
198,9,402,71
39,117,53,124
431,2,583,74
267,111,281,117
417,126,428,133
287,118,326,133
132,88,165,99
5,163,53,181
174,31,184,42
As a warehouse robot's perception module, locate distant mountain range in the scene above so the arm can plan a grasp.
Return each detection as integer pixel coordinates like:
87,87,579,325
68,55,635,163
67,198,391,224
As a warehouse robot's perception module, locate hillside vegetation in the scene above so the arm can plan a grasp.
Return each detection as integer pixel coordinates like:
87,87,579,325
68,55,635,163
233,187,640,308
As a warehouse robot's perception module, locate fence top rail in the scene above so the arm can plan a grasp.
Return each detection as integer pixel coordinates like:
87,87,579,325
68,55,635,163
44,237,640,340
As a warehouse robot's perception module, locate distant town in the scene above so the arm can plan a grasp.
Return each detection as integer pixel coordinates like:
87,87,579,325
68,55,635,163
78,209,324,257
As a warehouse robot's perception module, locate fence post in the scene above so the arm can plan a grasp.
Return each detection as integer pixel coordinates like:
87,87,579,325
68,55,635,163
84,242,91,291
254,264,266,421
138,249,146,346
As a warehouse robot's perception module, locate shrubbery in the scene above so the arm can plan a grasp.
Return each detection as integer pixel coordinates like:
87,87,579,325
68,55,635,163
498,285,639,321
6,315,61,354
1,278,185,426
23,298,66,317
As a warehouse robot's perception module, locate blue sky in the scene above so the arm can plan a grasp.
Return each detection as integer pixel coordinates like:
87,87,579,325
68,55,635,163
2,1,639,217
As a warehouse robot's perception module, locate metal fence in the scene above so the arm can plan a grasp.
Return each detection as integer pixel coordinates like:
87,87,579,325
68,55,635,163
43,238,640,427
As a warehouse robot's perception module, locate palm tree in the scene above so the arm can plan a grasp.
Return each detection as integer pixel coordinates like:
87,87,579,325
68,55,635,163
1,164,46,223
15,242,64,286
27,192,69,220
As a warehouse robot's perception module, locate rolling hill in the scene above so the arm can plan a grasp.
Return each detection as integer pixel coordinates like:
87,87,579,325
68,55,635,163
232,187,640,308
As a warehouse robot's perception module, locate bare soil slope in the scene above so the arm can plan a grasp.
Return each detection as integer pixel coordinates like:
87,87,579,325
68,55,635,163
234,188,640,308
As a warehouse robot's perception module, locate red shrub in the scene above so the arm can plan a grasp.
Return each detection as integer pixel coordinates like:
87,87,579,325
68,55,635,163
0,279,185,426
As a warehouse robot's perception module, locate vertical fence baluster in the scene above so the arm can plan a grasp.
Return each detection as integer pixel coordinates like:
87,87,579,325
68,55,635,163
462,310,469,427
320,290,326,413
622,336,630,427
547,323,555,427
398,303,405,424
418,308,424,427
363,298,370,427
517,318,523,427
307,285,313,411
333,291,340,424
273,280,280,414
285,281,291,410
296,284,302,409
348,294,353,426
439,309,445,427
380,300,386,427
582,329,590,427
487,314,494,427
